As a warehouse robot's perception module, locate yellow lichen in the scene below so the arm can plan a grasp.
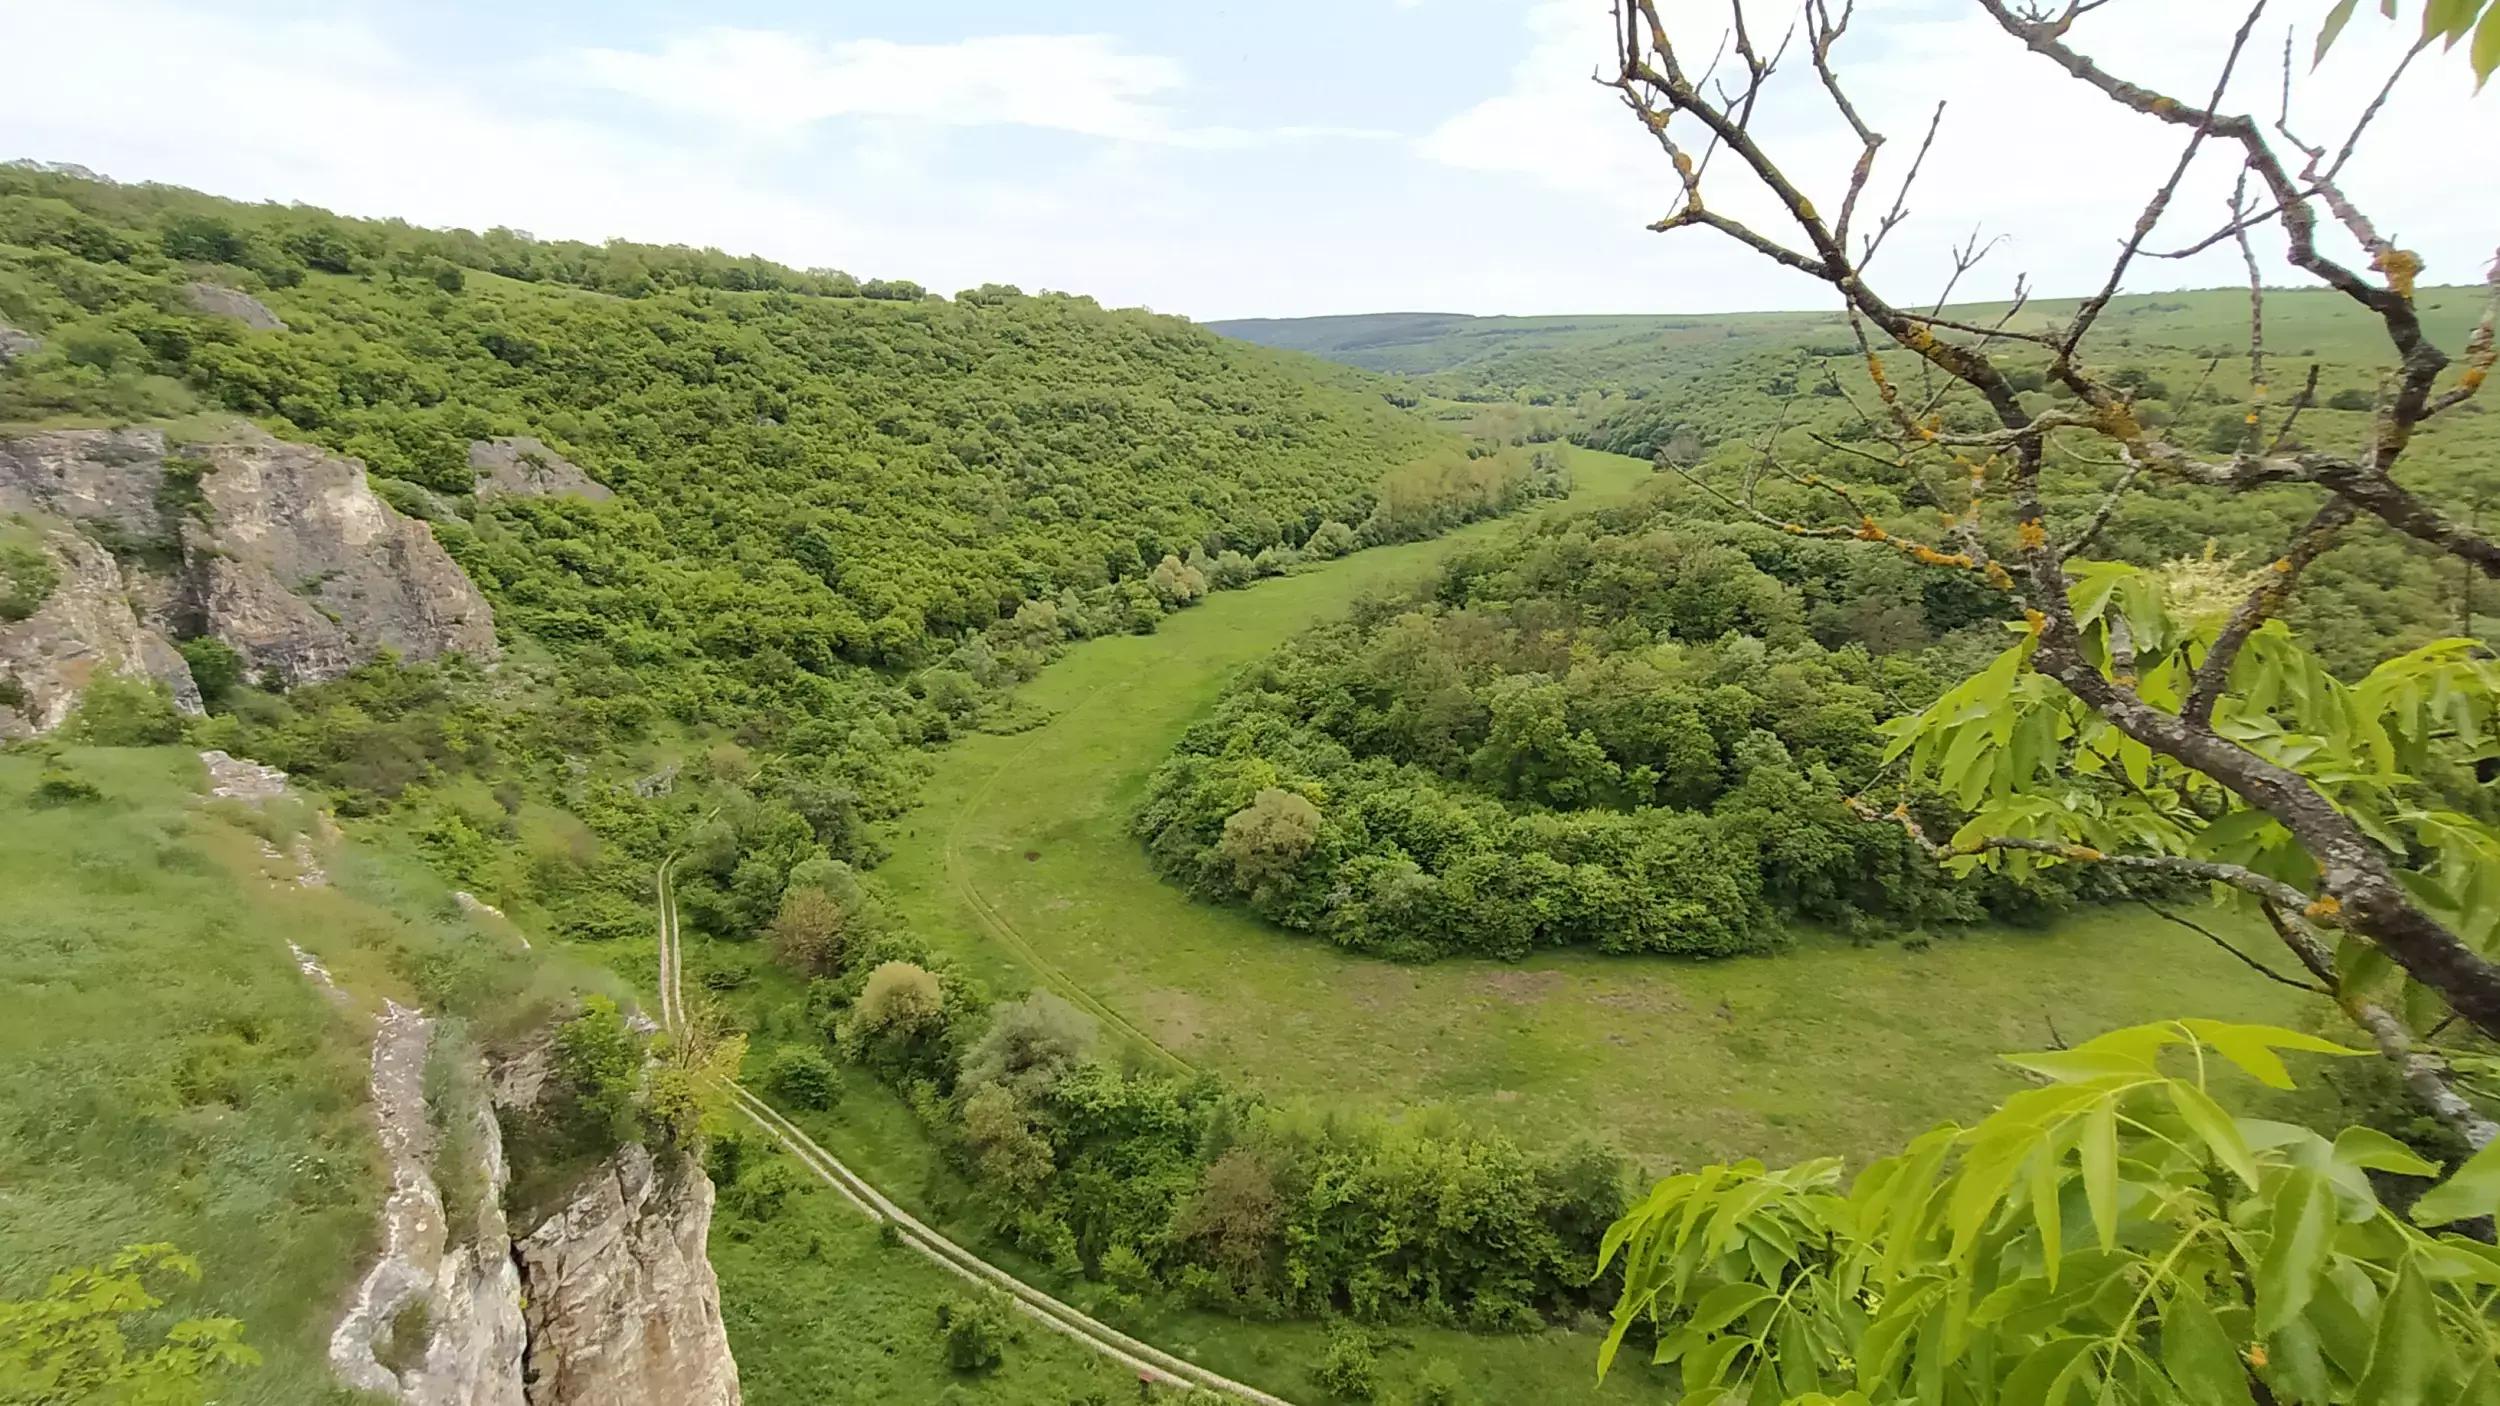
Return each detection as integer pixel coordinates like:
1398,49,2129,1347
2461,365,2488,394
2374,247,2424,300
1856,517,1888,542
2017,519,2047,551
2304,895,2343,921
2064,846,2105,862
1984,561,2016,592
2271,558,2293,574
2023,607,2047,634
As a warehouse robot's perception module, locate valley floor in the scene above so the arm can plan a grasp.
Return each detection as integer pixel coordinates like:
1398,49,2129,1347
862,445,2322,1170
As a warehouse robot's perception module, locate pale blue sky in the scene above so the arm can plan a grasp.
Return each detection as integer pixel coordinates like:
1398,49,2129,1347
3,0,2489,319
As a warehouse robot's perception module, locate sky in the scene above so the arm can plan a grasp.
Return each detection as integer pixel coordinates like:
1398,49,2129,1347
2,0,2492,321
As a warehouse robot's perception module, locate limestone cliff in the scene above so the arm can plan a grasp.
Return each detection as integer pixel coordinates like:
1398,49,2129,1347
0,527,199,738
0,425,498,723
324,1010,739,1406
516,1144,741,1406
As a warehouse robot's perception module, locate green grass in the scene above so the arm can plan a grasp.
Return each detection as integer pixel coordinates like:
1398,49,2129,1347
0,747,376,1405
860,443,2323,1170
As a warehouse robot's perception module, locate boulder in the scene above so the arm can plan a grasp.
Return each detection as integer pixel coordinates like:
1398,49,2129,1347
468,437,612,503
0,320,39,364
184,281,287,330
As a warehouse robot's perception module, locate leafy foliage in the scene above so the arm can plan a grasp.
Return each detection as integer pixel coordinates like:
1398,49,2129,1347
0,1244,259,1405
1598,1020,2498,1405
1887,558,2500,1039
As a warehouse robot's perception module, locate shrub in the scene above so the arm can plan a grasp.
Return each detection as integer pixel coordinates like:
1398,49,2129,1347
768,885,854,977
1413,1358,1466,1406
934,1293,1011,1373
553,995,642,1144
177,636,245,703
2326,386,2374,411
0,538,59,621
1314,1325,1379,1401
31,766,105,806
761,1046,841,1109
66,675,185,746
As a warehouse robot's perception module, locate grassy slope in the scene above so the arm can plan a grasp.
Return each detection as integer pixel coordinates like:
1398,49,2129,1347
859,445,2319,1171
0,749,374,1405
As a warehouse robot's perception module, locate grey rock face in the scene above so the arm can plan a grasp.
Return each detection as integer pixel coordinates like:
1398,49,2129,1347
184,281,287,330
185,435,500,684
0,427,500,712
328,1003,529,1406
0,528,200,738
468,437,611,503
517,1144,741,1406
0,320,39,364
0,427,176,542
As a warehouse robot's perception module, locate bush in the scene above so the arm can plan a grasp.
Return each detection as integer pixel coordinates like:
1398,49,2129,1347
2326,386,2374,412
31,766,105,806
1314,1325,1379,1401
553,995,643,1144
1412,1358,1466,1406
66,675,185,746
178,636,245,703
761,1046,841,1109
934,1293,1011,1373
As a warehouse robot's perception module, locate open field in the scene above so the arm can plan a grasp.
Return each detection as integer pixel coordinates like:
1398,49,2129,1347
857,445,2324,1171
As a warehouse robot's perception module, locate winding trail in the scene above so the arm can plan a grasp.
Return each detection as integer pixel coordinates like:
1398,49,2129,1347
653,859,1296,1404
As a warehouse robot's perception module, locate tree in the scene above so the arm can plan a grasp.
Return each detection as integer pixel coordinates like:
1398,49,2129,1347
1216,787,1321,894
768,884,854,977
554,994,642,1144
1597,1020,2500,1404
0,1244,260,1404
1604,0,2500,1142
1303,520,1359,560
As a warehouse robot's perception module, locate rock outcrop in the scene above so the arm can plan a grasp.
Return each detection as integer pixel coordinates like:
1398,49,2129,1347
0,426,498,724
0,527,199,738
330,1004,529,1406
316,1005,739,1406
186,432,500,684
0,320,39,364
516,1144,741,1406
184,281,287,330
468,437,611,503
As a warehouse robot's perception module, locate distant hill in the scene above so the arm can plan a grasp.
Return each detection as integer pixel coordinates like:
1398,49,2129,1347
1209,289,2496,406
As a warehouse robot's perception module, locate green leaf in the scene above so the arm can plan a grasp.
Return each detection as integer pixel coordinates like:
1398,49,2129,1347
2081,1099,2120,1251
2475,5,2500,86
2332,1126,2441,1179
2029,1145,2065,1289
2002,1335,2096,1406
2316,0,2363,65
2161,1290,2256,1406
2168,1080,2261,1187
2257,1169,2335,1334
2181,1019,2366,1089
2353,1257,2455,1406
1687,1281,1774,1337
2411,1136,2500,1226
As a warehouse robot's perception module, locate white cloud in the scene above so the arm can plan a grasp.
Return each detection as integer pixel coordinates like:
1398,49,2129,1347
569,29,1191,143
562,27,1394,150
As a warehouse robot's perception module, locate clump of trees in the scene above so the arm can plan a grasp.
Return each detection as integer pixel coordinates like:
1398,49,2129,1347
1134,506,2088,959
